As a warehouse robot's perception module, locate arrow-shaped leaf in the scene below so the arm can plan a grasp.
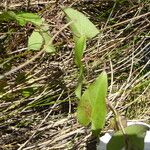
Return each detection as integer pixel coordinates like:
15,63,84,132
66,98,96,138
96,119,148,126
77,71,108,136
64,8,99,39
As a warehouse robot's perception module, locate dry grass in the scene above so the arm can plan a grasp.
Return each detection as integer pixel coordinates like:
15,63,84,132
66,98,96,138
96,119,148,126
0,0,150,149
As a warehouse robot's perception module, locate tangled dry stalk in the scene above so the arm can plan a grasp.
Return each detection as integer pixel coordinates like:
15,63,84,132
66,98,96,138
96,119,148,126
0,0,150,149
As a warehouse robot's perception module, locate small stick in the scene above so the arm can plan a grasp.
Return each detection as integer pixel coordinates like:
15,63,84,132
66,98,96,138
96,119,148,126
107,101,130,149
0,21,73,80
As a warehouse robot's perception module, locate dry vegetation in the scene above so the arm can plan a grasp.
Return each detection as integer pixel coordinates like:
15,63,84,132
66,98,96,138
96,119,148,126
0,0,150,149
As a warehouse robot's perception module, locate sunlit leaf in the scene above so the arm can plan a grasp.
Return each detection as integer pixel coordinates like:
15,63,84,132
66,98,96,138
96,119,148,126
77,88,92,126
77,71,108,134
107,124,149,150
74,35,86,68
28,30,55,53
89,71,107,135
64,8,99,39
42,31,55,53
16,12,43,26
28,31,42,50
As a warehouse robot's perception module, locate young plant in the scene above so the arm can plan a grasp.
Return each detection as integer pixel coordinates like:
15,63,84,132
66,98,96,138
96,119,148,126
0,11,55,53
64,8,107,136
64,7,99,99
1,8,148,149
64,8,149,149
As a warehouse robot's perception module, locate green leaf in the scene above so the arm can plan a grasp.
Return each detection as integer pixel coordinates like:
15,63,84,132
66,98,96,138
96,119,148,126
0,11,16,22
28,31,42,50
42,32,55,53
77,71,108,134
75,81,82,100
28,30,55,53
89,71,107,135
15,12,43,26
77,87,92,126
107,124,149,150
74,35,86,68
74,35,86,99
0,12,43,27
64,8,99,39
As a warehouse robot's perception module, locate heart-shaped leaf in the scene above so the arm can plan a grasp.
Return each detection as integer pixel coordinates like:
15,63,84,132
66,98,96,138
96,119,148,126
107,124,149,150
77,71,108,135
89,71,108,135
28,30,55,53
64,8,99,39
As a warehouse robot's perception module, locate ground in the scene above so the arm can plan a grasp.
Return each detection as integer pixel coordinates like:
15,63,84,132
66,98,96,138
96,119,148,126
0,0,150,149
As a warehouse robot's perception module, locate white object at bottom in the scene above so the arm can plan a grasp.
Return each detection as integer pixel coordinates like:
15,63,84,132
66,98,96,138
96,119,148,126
97,121,150,150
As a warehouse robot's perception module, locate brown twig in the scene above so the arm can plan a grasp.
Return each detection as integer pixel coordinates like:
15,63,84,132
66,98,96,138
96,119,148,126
0,21,73,80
